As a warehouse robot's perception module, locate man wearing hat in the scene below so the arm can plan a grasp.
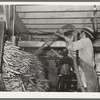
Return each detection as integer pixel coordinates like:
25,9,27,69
56,26,99,92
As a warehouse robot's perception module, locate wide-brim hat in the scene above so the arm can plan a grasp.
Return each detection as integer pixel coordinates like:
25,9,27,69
81,26,94,38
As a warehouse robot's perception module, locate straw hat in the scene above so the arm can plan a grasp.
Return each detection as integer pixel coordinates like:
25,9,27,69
82,26,94,38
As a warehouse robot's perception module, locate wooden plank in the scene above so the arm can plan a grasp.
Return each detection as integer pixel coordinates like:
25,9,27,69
29,29,57,33
29,28,100,33
20,31,55,35
18,12,95,18
29,28,82,33
16,5,97,12
26,24,93,29
18,40,100,48
18,41,66,47
28,28,91,30
24,23,94,25
31,35,57,39
28,29,100,33
20,17,96,19
22,19,91,24
0,21,6,91
17,10,99,13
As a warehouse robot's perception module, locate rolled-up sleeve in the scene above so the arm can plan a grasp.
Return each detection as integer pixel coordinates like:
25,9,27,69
68,38,88,51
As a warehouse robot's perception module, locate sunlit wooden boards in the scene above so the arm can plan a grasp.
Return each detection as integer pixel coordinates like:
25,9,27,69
18,41,66,47
18,40,100,48
18,40,98,47
16,5,100,33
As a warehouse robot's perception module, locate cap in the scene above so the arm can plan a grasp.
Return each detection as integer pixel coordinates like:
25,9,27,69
82,26,94,38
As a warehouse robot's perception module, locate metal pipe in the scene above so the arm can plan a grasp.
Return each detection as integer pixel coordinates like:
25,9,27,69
11,5,16,45
12,5,15,36
93,5,98,32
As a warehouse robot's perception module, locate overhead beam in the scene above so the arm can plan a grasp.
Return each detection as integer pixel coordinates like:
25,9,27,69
18,40,99,48
20,17,96,19
26,24,93,29
21,17,96,20
18,11,98,20
17,10,100,13
16,5,100,12
31,35,57,39
24,23,94,25
29,29,100,33
20,31,54,35
28,28,90,30
18,41,66,47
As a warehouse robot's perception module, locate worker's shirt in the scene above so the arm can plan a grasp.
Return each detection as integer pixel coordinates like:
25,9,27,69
67,38,95,68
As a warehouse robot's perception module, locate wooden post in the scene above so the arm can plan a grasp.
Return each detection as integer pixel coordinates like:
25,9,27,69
11,36,16,45
11,5,16,45
12,5,15,36
0,21,6,91
93,5,97,32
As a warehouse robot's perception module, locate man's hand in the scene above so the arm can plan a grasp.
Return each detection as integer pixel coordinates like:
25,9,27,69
68,51,77,58
55,32,64,38
64,36,71,42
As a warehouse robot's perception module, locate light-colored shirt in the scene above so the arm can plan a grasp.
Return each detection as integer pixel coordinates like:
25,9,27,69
67,38,95,67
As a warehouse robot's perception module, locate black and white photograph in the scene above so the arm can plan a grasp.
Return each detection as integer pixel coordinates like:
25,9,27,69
1,2,100,97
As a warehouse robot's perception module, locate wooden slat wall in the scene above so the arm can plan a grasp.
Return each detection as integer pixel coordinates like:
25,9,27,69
15,5,100,47
16,5,100,34
14,5,98,40
16,5,99,11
